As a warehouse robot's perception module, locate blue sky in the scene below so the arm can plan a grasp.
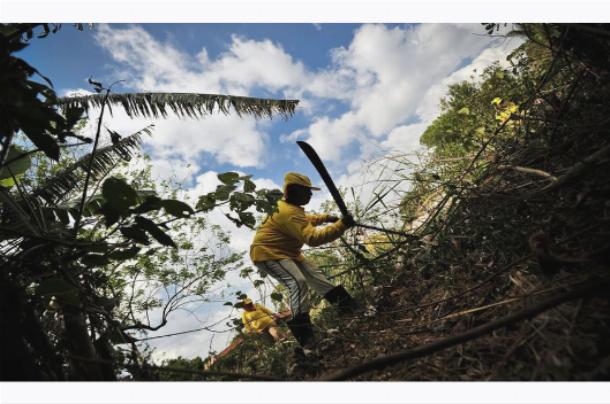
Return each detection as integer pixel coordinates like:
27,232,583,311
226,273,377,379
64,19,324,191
20,23,516,192
19,23,521,360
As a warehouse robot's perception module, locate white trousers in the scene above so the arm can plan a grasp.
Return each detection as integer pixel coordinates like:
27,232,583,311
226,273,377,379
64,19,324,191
255,259,335,315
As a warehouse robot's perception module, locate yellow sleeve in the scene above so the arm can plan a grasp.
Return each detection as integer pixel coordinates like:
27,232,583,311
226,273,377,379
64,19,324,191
306,213,330,226
241,312,252,333
257,304,274,316
280,210,347,247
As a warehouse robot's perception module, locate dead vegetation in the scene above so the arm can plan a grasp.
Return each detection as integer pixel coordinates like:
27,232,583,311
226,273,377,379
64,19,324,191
209,24,610,381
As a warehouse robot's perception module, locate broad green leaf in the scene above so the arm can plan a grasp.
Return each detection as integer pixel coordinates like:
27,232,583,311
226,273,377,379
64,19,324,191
238,211,256,228
243,178,256,192
99,202,121,227
196,194,216,212
0,177,16,188
109,246,141,260
230,192,255,211
25,131,60,161
120,225,150,245
132,195,163,214
215,184,237,201
135,216,176,248
102,177,138,214
270,292,283,302
218,171,240,185
0,145,31,180
161,199,194,218
457,107,470,115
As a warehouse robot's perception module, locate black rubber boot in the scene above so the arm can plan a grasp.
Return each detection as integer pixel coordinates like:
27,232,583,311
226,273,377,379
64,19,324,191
286,313,314,347
324,285,358,314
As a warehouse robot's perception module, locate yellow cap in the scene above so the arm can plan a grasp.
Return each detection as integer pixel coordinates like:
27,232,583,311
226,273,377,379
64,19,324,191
283,172,321,194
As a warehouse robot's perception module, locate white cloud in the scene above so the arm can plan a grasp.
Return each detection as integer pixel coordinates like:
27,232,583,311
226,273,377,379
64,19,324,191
381,122,428,154
93,24,311,177
290,23,521,162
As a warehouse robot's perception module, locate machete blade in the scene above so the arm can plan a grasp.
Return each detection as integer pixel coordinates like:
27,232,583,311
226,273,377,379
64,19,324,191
296,141,350,217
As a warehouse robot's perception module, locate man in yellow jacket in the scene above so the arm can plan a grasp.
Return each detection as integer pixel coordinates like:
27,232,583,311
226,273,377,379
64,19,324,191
241,298,283,342
250,172,357,348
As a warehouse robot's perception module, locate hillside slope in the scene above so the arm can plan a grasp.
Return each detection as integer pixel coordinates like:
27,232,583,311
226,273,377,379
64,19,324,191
205,24,610,381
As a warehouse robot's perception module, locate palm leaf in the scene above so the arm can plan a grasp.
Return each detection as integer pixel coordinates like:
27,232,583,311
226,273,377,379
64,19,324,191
32,124,154,205
58,92,299,120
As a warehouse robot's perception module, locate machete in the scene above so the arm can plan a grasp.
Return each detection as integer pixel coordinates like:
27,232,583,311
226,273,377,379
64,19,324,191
296,141,350,217
297,140,417,239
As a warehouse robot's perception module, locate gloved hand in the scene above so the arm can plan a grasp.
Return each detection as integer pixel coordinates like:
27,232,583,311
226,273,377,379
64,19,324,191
326,215,340,223
341,213,356,228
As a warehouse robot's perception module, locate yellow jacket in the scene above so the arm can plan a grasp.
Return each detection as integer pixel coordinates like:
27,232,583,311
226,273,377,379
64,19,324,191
241,304,276,333
250,200,347,262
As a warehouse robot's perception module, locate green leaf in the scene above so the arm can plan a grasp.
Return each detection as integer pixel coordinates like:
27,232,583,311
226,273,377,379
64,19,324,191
495,70,505,79
132,195,162,214
215,184,237,201
224,302,234,306
240,267,254,278
134,216,176,248
82,254,110,267
218,171,240,185
0,145,31,180
99,202,121,227
243,178,256,192
238,211,256,228
26,131,60,161
270,292,283,302
457,107,470,115
0,177,16,188
120,225,150,245
109,246,141,260
161,199,194,218
196,194,216,212
230,192,255,211
253,279,264,287
102,177,138,214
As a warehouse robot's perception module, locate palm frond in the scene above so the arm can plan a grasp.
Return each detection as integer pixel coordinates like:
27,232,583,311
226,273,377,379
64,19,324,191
58,92,299,120
32,125,154,205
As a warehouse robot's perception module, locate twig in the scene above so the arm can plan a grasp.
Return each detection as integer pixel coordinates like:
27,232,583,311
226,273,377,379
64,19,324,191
496,165,558,181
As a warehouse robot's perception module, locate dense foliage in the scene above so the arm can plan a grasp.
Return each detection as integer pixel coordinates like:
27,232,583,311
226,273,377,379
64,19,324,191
0,24,292,380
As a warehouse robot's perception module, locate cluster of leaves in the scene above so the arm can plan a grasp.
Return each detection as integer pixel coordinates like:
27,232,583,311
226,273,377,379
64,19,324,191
0,23,298,381
196,171,283,229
